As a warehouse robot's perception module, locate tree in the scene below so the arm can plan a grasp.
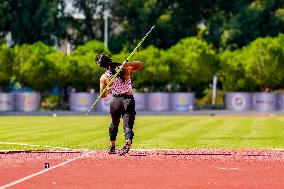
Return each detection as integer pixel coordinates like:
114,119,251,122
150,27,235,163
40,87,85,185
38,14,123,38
70,0,105,45
45,49,70,89
67,40,109,92
113,37,219,94
0,0,69,45
0,1,12,39
0,44,14,90
219,34,284,92
109,0,213,50
219,50,254,91
205,0,284,50
1,0,283,52
130,46,170,91
13,42,61,92
167,37,219,96
243,35,284,90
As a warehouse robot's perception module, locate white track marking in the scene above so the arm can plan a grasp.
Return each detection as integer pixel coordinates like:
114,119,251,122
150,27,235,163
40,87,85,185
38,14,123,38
0,141,90,152
0,151,93,189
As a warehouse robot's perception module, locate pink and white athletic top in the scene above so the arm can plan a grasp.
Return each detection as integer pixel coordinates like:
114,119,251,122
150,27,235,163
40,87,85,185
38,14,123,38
105,70,133,94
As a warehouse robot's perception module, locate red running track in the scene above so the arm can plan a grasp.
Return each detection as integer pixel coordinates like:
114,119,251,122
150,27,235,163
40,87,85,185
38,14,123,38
1,149,284,189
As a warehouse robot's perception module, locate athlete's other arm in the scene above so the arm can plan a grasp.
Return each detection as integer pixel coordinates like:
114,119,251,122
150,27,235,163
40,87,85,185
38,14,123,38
100,74,111,98
123,61,143,73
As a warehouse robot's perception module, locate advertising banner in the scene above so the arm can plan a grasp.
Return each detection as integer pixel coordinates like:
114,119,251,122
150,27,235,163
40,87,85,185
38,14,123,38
278,93,284,111
15,92,41,112
133,93,146,111
171,92,195,111
252,93,277,111
69,93,96,112
0,93,15,111
225,92,252,111
147,93,170,111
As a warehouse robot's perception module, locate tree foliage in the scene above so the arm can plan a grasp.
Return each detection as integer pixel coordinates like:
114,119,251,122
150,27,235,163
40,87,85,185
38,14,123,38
131,46,170,92
6,35,283,94
109,0,284,51
68,0,105,45
219,50,253,91
205,0,284,50
243,35,284,90
112,37,219,96
0,0,283,52
0,0,69,45
68,40,108,92
0,0,284,96
219,34,284,92
13,42,61,92
0,45,14,90
167,37,219,96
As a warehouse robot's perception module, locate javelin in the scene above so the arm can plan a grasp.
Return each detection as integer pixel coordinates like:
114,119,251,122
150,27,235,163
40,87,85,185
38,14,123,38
85,25,155,115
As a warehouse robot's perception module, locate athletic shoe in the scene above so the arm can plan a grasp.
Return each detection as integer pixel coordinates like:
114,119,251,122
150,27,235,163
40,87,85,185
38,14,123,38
118,145,130,156
108,146,116,154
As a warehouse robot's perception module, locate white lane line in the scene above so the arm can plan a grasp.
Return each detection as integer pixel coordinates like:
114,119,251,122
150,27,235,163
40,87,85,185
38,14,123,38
0,141,90,152
0,151,93,189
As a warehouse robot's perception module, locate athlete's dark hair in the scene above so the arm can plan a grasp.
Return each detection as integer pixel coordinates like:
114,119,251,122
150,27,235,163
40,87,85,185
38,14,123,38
95,53,125,82
95,53,112,68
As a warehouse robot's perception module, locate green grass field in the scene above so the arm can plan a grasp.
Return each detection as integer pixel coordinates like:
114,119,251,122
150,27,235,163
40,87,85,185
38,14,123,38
0,115,284,151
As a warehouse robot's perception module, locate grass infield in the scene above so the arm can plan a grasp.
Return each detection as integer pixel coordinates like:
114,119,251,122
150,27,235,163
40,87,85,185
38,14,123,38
0,115,284,151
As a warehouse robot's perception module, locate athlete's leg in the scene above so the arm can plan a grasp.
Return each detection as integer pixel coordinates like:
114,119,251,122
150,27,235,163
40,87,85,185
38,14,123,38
118,97,135,157
122,97,136,142
109,97,122,149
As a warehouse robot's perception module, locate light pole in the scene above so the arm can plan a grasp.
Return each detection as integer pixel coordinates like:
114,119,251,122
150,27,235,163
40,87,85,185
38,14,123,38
103,9,110,50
